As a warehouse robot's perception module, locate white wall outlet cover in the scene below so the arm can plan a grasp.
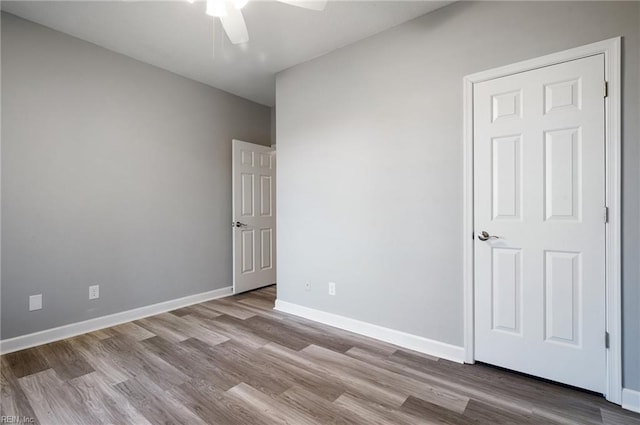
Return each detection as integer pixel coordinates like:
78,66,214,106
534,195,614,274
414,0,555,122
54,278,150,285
328,282,336,296
29,294,43,311
89,285,100,300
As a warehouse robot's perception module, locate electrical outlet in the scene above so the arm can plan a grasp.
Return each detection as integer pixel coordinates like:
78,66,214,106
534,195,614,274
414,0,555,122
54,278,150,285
29,294,42,311
305,282,311,292
89,284,100,300
328,282,336,296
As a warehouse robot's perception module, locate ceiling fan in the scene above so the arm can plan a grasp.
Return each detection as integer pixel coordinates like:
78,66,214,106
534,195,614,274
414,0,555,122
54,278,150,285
195,0,328,45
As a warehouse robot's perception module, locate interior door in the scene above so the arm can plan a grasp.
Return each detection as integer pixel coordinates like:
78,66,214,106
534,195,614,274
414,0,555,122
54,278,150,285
232,139,276,294
473,55,606,393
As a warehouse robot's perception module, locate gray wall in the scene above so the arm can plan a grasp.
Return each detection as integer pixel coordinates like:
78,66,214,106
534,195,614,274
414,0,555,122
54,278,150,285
276,1,639,390
1,13,271,339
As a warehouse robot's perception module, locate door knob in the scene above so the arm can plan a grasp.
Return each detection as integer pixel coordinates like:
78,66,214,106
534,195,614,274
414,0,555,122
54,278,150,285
233,221,248,228
478,231,499,241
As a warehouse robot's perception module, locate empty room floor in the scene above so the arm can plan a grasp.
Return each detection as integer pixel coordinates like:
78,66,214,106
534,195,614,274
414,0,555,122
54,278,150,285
1,286,638,425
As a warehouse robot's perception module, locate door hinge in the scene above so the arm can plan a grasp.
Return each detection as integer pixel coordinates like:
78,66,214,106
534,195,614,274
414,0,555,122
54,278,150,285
604,206,609,223
472,231,475,240
605,331,610,349
604,81,608,98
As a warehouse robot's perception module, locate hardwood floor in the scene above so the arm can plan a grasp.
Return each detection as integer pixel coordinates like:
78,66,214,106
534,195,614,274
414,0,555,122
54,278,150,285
1,285,638,425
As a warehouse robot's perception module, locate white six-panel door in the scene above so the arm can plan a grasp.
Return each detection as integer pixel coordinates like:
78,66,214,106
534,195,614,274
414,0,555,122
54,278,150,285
473,55,606,392
232,140,276,294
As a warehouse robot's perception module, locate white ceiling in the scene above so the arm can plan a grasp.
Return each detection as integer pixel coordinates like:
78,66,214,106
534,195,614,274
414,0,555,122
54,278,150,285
1,1,451,106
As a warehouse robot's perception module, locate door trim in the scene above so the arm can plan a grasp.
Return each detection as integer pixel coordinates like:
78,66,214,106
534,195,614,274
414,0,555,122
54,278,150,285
462,38,622,403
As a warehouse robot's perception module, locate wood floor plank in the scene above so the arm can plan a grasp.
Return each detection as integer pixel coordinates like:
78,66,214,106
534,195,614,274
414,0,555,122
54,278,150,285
2,285,638,425
334,392,436,425
99,335,190,390
181,318,231,346
4,348,49,379
532,404,603,425
176,338,247,388
240,315,312,351
390,349,442,369
17,369,73,425
110,322,156,341
237,296,278,311
252,314,355,353
401,395,472,425
89,327,120,340
529,387,608,425
138,311,229,346
211,313,311,351
169,379,272,425
254,346,347,401
303,344,469,413
19,369,99,425
278,385,369,425
600,408,640,425
114,376,207,425
260,284,276,294
346,346,497,415
200,299,256,320
135,313,192,343
380,353,536,416
462,399,539,425
260,342,408,407
232,300,289,320
68,371,152,425
168,306,194,317
182,313,270,350
389,354,606,424
179,303,223,320
140,336,239,391
226,382,321,425
66,333,130,385
187,339,295,397
36,340,95,381
0,357,39,421
80,371,152,425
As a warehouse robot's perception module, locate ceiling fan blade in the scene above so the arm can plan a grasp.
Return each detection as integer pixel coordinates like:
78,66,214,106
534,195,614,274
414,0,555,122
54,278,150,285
220,8,249,44
276,0,327,11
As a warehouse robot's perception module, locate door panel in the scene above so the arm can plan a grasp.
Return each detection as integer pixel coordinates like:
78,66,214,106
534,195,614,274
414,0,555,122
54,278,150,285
544,250,581,345
544,128,581,221
491,247,522,335
241,173,254,216
260,229,273,270
260,176,273,216
474,54,605,393
233,140,276,294
492,135,522,220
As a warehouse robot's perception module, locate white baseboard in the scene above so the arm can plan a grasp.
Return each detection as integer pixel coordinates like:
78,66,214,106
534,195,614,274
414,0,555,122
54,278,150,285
0,286,233,355
274,299,465,363
622,388,640,413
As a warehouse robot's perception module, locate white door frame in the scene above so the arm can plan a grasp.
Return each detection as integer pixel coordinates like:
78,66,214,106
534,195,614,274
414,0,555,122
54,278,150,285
462,37,622,403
